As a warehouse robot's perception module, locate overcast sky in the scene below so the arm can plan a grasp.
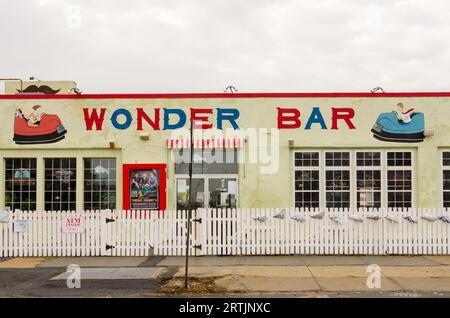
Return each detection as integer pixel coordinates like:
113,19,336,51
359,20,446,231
1,0,450,93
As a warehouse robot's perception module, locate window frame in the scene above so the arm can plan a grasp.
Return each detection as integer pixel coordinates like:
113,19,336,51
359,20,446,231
83,158,117,210
324,151,351,209
4,157,37,211
441,150,450,208
355,151,382,209
292,149,415,210
173,148,240,210
385,151,414,208
293,151,321,209
44,157,77,211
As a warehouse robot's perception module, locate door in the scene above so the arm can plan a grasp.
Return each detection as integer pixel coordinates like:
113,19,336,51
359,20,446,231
207,177,238,209
176,178,206,210
175,175,238,256
175,175,238,210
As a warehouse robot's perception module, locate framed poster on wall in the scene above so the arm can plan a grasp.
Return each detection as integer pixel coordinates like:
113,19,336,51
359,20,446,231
122,164,167,211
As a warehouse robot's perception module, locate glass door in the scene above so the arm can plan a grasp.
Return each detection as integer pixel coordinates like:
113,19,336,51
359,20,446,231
176,178,205,210
175,175,238,210
207,177,238,209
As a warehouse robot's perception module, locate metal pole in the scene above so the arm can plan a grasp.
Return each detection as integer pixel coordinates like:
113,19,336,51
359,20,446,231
184,118,194,289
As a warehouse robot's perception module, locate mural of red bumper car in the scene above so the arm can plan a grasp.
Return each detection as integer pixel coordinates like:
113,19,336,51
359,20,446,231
13,109,67,144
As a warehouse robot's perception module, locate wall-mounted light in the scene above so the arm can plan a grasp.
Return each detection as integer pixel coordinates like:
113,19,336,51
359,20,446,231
109,140,116,149
288,139,294,147
139,132,149,140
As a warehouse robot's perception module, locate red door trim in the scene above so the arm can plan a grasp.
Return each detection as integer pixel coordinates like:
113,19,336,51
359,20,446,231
122,163,167,211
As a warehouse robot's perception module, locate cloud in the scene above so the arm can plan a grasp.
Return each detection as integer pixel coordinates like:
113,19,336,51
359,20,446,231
1,0,450,93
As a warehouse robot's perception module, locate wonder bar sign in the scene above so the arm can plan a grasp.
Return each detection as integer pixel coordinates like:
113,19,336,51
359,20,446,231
81,106,356,131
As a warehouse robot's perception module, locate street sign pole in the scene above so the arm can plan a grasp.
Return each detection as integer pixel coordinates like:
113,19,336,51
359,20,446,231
184,118,194,289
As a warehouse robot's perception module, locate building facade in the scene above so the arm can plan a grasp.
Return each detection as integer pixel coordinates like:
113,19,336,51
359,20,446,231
1,84,450,212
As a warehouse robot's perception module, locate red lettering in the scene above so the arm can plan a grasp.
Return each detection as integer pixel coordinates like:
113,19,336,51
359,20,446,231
137,108,160,130
277,107,301,129
191,108,213,129
83,108,106,131
331,108,356,130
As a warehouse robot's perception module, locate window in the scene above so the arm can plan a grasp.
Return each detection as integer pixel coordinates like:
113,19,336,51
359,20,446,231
174,148,238,210
387,152,412,208
356,152,381,208
325,152,350,208
5,158,37,211
293,150,414,209
294,152,320,208
45,158,76,211
84,158,116,210
295,152,319,167
174,148,238,174
442,152,450,207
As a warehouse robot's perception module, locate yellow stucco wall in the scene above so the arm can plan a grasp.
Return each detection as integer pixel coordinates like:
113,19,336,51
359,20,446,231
0,95,449,209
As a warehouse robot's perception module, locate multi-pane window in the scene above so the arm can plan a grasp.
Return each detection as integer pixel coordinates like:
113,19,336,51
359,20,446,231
325,152,350,208
387,151,412,167
293,150,414,209
442,152,450,207
295,152,320,167
387,152,413,208
356,152,381,208
174,149,239,211
174,149,238,174
294,152,320,208
84,158,116,210
4,158,37,211
45,158,76,211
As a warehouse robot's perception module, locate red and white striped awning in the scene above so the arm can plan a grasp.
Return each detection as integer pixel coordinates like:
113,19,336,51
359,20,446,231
166,138,244,149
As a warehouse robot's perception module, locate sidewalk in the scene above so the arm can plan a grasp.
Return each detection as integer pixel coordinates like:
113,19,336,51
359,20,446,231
1,255,450,296
163,256,450,294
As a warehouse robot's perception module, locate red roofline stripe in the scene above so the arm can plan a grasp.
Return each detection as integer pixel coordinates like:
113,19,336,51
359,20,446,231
1,92,450,99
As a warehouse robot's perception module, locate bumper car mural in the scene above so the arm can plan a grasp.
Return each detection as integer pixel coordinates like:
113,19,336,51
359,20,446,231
371,102,425,143
13,105,67,144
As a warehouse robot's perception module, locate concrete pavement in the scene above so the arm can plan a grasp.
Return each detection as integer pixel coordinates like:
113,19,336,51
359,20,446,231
0,255,447,268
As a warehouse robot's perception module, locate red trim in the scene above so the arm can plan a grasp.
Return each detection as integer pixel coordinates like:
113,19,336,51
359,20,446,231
122,163,167,211
166,137,244,149
1,92,450,99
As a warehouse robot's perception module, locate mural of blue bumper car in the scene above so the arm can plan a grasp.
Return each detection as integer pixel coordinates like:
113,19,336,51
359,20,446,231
371,111,425,143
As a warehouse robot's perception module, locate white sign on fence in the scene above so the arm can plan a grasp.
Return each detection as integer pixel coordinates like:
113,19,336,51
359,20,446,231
0,212,9,223
14,220,28,233
62,216,85,234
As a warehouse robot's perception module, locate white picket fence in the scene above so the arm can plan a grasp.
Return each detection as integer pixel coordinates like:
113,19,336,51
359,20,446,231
0,208,449,257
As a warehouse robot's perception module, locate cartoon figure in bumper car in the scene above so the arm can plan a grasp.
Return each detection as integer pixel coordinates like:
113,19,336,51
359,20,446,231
371,102,425,143
13,105,67,144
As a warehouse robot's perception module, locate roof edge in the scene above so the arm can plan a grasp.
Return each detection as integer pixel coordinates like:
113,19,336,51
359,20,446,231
1,92,450,99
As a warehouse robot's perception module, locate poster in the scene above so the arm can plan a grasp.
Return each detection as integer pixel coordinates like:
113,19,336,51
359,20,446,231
62,216,85,234
14,220,28,233
0,212,9,223
130,169,160,210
